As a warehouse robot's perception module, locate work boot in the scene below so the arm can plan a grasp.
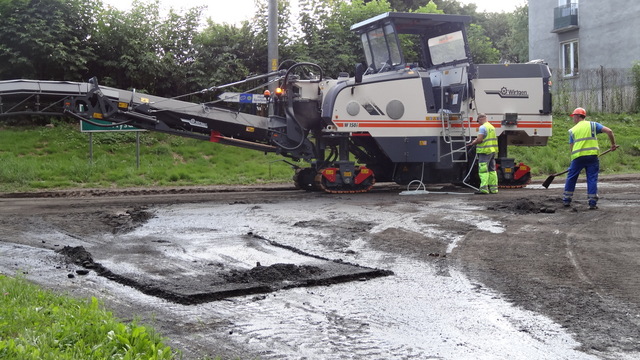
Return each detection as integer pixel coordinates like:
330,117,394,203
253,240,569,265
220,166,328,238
589,204,598,210
474,191,488,195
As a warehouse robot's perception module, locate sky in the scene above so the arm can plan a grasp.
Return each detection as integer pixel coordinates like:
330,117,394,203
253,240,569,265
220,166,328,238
105,0,526,26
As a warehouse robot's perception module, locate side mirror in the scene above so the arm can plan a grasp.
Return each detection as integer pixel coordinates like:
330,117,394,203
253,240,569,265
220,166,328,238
355,63,365,84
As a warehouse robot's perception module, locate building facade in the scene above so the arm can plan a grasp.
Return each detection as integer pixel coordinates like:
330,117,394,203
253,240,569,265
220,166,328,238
528,0,640,113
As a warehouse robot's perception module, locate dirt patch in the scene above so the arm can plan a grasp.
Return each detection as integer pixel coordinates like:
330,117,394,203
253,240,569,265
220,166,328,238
456,185,640,355
101,206,155,234
488,196,558,214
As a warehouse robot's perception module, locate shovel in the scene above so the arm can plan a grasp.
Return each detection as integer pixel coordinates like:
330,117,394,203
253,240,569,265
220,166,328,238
541,147,616,189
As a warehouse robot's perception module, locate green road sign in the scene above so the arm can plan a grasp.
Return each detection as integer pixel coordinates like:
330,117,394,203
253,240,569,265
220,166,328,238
80,119,144,132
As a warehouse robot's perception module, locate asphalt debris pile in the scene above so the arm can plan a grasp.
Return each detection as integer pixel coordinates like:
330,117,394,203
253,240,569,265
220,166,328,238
488,198,557,214
53,245,390,304
101,206,154,233
55,245,193,303
56,245,116,278
56,245,95,267
56,245,134,283
222,263,326,284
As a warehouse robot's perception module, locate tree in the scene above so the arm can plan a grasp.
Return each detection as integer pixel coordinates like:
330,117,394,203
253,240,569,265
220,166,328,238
252,0,295,72
88,1,165,93
387,0,428,12
430,0,478,16
465,4,529,63
192,22,260,94
0,0,527,96
296,0,393,78
467,23,500,64
414,1,443,14
505,4,528,63
87,0,206,96
294,0,333,65
474,12,510,61
155,7,203,96
0,0,100,80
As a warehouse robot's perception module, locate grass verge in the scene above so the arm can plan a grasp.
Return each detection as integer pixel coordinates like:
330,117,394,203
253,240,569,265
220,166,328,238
1,113,639,193
0,120,297,192
503,112,640,178
0,274,177,360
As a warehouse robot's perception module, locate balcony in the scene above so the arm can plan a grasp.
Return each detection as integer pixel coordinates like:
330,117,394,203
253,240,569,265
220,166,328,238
552,3,579,33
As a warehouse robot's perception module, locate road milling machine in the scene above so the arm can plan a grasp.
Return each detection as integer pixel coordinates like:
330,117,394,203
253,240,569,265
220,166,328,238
0,12,552,193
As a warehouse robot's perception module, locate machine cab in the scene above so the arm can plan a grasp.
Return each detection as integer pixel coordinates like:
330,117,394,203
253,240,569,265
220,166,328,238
351,12,472,74
350,12,473,114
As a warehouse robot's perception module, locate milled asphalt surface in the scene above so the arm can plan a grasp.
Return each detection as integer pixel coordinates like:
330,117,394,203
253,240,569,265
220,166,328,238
1,178,640,359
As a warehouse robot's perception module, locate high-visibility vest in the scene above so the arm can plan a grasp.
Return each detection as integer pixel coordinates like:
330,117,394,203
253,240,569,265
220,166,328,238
476,122,498,154
569,121,599,160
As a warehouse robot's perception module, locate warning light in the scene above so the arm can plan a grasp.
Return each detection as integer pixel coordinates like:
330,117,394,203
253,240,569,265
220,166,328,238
92,113,103,119
263,90,271,97
275,87,284,97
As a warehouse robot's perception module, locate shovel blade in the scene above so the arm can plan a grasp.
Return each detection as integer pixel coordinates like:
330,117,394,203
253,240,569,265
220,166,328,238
541,175,555,189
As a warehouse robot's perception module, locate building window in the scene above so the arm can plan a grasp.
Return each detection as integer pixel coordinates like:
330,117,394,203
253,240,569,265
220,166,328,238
561,40,579,77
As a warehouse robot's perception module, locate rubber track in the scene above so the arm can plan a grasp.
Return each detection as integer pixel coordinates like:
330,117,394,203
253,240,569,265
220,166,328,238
315,173,376,194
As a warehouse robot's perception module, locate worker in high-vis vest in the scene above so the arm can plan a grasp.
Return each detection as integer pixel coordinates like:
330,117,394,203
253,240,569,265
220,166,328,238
466,113,498,194
563,107,619,210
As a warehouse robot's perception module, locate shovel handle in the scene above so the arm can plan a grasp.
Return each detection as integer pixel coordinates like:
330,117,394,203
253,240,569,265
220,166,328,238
598,147,615,157
550,147,617,177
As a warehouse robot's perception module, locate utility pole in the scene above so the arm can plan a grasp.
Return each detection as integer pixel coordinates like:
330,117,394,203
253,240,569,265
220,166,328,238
268,0,278,115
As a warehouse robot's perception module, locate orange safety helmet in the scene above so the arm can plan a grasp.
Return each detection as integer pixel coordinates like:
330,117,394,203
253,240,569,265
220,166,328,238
571,107,587,117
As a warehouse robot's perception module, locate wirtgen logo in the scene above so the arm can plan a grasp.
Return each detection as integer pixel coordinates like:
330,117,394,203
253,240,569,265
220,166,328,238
485,87,529,98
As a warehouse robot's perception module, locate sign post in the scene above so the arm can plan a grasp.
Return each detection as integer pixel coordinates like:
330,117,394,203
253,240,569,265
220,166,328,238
80,120,145,167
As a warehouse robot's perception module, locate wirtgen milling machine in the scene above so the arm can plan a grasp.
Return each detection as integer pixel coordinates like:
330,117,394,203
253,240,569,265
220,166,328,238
0,12,552,193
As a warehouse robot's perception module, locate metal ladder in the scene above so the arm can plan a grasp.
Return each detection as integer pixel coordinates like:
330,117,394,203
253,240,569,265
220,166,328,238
440,110,471,163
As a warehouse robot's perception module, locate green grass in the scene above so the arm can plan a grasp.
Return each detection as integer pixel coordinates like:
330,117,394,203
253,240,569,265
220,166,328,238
509,112,640,178
2,114,640,192
0,120,297,192
0,275,177,360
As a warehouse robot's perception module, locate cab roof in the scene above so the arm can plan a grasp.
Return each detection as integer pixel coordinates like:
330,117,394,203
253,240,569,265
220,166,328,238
350,12,471,35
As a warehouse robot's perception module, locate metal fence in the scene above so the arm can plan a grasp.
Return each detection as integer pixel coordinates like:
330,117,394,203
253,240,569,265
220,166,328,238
551,66,637,114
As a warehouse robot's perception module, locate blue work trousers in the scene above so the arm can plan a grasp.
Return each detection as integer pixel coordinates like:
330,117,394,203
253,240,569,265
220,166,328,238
563,155,599,206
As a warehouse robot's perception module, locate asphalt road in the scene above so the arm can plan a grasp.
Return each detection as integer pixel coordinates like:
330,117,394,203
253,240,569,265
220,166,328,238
1,176,639,359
